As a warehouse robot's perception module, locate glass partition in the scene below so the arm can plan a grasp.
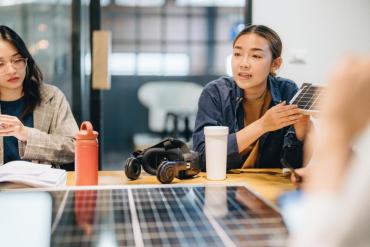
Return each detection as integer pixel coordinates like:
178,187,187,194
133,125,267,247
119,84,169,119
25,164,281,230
0,0,73,102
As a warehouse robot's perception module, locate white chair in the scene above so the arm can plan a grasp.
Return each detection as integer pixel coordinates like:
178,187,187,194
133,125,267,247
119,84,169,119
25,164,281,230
134,81,203,149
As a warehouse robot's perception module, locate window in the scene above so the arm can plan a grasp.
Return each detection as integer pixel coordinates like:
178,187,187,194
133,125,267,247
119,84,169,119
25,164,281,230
176,0,244,7
102,0,244,76
108,52,189,75
115,0,164,6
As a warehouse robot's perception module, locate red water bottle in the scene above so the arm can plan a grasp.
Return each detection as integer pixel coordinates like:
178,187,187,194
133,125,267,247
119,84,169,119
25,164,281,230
75,121,99,185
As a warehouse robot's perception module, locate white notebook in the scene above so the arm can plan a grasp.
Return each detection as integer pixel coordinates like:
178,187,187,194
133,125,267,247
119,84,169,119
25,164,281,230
0,160,66,188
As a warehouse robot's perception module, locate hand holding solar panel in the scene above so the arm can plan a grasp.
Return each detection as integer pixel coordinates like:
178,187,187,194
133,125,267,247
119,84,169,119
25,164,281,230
289,83,324,114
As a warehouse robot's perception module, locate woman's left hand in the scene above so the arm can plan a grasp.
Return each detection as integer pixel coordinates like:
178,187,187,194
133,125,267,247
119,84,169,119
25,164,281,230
0,114,28,141
293,114,310,141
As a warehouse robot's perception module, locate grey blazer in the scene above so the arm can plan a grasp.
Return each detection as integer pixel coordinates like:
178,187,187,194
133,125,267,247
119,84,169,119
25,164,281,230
0,83,79,166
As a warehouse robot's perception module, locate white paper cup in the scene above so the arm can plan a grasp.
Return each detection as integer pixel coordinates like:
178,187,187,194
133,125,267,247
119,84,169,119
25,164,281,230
204,126,228,180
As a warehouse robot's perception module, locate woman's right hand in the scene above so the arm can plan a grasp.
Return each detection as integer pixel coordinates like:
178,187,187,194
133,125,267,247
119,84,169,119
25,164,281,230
258,101,302,133
0,114,28,141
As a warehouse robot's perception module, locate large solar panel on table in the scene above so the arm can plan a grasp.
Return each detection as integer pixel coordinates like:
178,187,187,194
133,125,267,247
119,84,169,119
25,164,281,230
45,185,287,246
289,83,323,114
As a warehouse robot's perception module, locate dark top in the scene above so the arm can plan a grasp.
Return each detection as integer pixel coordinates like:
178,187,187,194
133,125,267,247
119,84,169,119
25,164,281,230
192,75,303,171
0,97,33,163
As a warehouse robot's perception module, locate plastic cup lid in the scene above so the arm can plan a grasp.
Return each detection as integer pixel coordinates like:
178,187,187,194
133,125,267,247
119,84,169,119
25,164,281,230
204,126,229,135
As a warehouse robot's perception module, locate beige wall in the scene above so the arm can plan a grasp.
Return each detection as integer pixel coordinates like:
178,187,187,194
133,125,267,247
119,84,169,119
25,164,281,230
253,0,370,85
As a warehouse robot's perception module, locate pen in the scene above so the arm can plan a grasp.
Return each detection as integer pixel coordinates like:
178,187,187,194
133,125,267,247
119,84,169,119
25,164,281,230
280,158,302,183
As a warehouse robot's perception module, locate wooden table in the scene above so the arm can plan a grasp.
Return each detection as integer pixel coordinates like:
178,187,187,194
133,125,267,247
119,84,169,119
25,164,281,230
68,169,294,204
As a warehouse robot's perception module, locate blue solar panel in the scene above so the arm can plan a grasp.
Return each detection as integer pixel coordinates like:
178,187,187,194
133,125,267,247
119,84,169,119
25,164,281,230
290,83,323,114
34,185,287,246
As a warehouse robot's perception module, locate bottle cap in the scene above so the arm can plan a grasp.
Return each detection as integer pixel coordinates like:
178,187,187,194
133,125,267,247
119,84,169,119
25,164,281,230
76,121,98,140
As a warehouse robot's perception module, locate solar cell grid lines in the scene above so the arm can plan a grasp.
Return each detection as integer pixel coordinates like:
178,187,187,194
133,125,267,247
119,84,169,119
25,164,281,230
47,185,287,247
289,83,324,114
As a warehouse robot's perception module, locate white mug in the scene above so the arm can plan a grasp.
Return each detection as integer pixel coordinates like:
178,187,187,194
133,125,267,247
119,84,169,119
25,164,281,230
204,126,228,180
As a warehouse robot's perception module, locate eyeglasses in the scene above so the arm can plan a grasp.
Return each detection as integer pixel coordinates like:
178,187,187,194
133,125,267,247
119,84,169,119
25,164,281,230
0,57,28,75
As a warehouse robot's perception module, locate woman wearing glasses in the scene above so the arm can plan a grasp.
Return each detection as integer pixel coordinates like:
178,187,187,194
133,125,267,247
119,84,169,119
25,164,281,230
0,25,78,166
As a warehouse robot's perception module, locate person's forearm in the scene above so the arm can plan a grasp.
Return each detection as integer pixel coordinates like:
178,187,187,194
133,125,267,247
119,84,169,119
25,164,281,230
305,125,351,192
305,147,350,193
295,125,307,141
236,119,265,153
294,117,312,141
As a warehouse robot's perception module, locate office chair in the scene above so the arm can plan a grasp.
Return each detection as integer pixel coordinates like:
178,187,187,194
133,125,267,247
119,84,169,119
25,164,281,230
133,81,203,149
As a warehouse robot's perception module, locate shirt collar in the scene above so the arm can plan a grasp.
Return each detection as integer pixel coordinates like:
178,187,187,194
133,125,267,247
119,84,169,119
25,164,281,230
234,75,282,105
268,75,283,104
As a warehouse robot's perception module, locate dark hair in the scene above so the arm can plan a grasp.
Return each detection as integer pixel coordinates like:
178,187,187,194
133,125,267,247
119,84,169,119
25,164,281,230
233,25,282,62
0,25,42,119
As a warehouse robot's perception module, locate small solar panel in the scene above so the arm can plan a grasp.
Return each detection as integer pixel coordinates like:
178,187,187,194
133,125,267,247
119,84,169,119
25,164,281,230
18,185,288,246
289,83,324,114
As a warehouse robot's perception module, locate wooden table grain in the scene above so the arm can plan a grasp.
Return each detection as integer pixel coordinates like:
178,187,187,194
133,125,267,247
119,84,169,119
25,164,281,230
67,169,295,204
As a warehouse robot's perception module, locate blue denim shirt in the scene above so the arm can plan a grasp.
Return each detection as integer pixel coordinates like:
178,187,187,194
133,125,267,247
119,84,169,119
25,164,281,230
192,75,303,171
